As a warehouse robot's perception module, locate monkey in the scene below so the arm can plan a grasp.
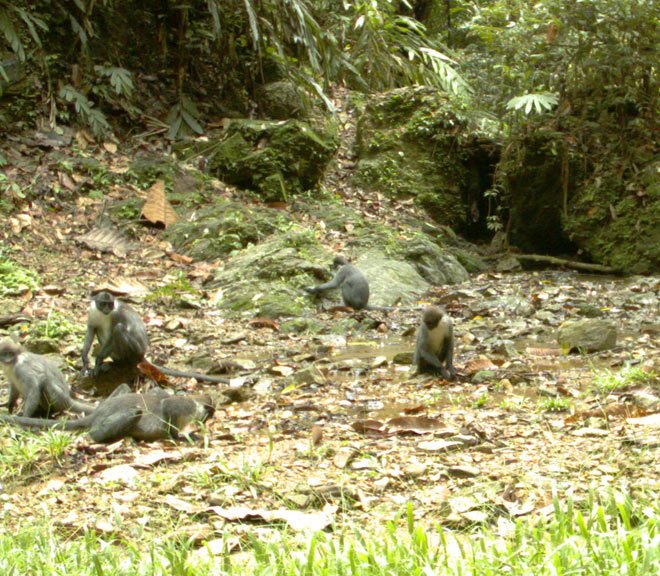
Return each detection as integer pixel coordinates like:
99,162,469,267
304,255,370,310
0,340,96,417
413,306,456,380
81,291,229,383
0,383,215,443
304,256,407,312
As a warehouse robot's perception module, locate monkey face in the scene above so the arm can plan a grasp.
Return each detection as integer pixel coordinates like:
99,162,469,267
94,292,115,315
0,341,19,364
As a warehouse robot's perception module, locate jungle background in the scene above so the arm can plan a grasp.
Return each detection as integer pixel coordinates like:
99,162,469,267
0,1,658,574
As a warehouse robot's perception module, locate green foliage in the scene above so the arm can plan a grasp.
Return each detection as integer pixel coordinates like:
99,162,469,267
147,271,199,304
0,489,655,574
592,365,657,394
0,426,74,482
30,310,77,340
506,92,559,115
166,97,204,140
1,0,469,136
538,396,572,413
59,84,111,137
0,256,40,296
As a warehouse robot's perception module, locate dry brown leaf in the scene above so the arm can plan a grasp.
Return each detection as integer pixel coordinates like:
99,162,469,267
249,317,279,330
207,505,334,532
163,495,202,514
169,252,194,265
142,180,178,227
94,277,150,297
463,356,498,375
77,226,134,257
311,425,323,446
386,416,446,435
351,419,388,435
564,404,649,424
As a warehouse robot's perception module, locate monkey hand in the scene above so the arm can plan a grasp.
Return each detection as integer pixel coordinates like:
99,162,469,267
303,286,318,295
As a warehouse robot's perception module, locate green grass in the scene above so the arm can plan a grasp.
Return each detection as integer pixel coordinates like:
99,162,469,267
0,427,75,481
30,309,78,340
0,256,40,296
592,365,657,394
0,490,656,575
538,396,572,412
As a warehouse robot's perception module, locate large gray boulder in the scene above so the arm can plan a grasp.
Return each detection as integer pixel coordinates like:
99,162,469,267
557,319,618,353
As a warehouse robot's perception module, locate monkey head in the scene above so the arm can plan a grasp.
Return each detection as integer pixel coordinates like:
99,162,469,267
422,306,445,329
93,291,116,315
0,340,21,365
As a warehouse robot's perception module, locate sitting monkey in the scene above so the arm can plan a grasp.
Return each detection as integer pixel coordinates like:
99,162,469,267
0,340,95,417
413,306,457,380
304,255,370,310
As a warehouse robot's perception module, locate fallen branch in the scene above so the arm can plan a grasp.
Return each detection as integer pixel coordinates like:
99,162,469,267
515,254,619,273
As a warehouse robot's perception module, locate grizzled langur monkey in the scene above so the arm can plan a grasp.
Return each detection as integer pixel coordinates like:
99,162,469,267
304,255,370,310
0,383,215,443
81,291,229,383
0,340,96,417
413,306,457,380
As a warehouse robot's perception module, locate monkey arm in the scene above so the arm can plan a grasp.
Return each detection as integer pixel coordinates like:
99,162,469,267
80,325,97,373
417,345,451,379
444,324,457,377
304,267,347,294
7,384,19,413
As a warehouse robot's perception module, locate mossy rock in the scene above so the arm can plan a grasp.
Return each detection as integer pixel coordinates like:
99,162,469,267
165,198,292,260
280,317,326,335
354,87,475,227
207,230,330,317
255,81,307,119
398,236,469,285
127,154,179,186
206,119,339,201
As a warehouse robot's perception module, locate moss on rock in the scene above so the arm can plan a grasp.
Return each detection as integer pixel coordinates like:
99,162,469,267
165,198,292,260
354,87,474,227
205,119,339,201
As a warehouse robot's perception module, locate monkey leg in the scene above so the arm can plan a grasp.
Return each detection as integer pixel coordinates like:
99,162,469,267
18,385,44,418
417,350,452,380
111,323,147,364
88,407,142,443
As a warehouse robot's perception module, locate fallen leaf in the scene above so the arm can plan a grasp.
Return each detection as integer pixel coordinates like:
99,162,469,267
142,180,178,227
351,419,387,435
133,450,183,467
207,505,334,532
249,317,279,330
77,226,134,257
311,425,323,446
418,439,464,452
163,495,202,514
97,464,140,484
94,278,150,297
386,416,446,435
463,357,498,375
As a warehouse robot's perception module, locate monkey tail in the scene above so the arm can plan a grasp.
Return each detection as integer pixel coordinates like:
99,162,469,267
69,398,98,415
0,414,88,431
148,362,230,384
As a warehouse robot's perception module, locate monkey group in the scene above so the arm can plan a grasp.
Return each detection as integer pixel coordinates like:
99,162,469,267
0,256,456,443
